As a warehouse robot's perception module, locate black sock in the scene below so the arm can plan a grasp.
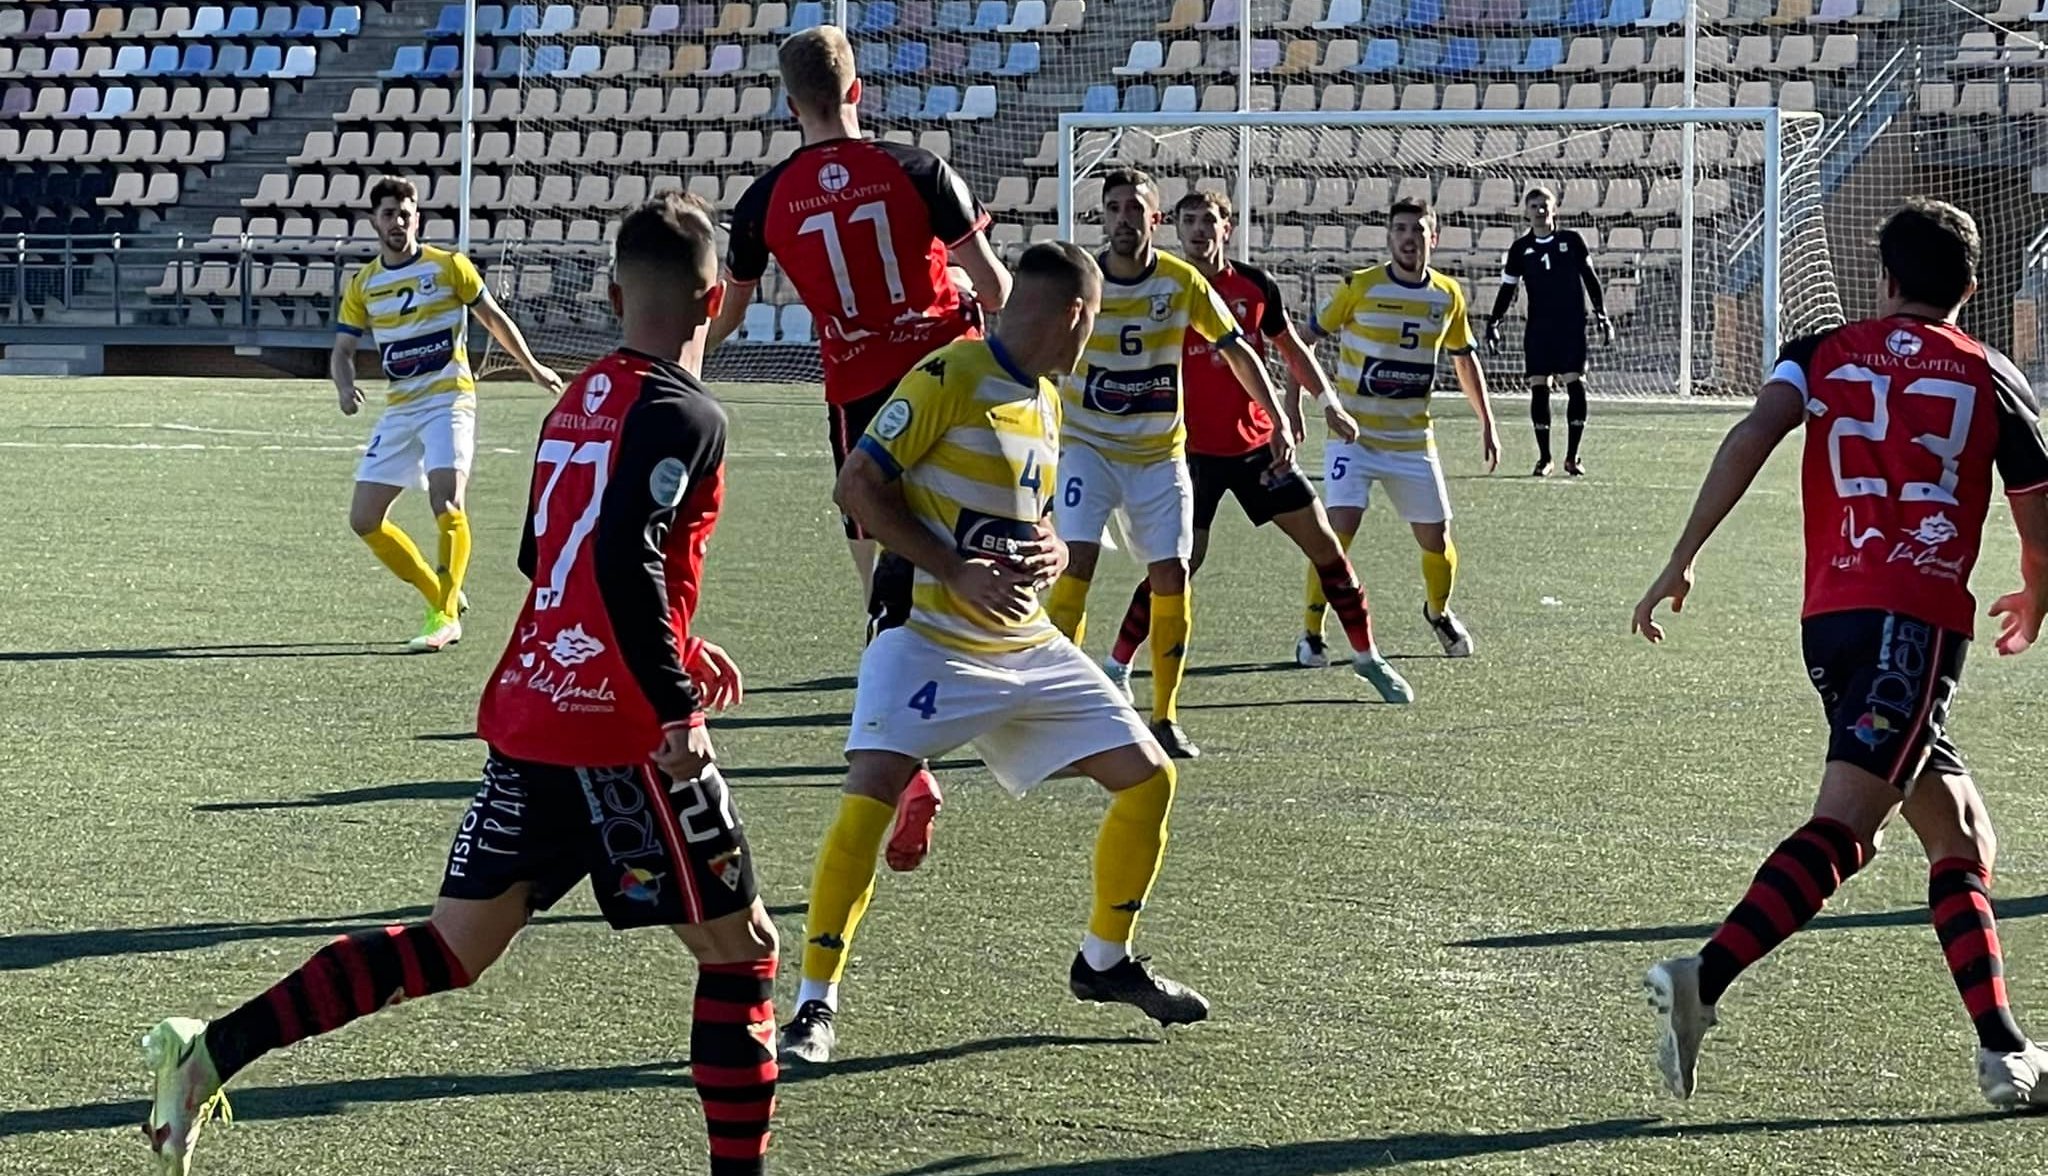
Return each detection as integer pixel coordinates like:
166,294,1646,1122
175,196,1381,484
1530,383,1551,461
1566,380,1588,461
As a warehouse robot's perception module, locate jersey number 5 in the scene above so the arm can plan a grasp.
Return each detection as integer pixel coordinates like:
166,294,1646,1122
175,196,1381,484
531,438,614,610
1825,365,1976,506
799,202,905,319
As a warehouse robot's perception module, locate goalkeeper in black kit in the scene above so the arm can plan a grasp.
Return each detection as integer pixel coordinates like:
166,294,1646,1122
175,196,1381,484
1484,185,1613,478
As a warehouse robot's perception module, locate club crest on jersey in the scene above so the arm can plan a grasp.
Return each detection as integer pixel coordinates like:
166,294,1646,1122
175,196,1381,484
650,457,690,507
1886,328,1923,358
1149,294,1174,322
875,399,913,439
417,273,436,295
818,162,851,193
583,372,612,415
708,848,745,890
547,624,605,668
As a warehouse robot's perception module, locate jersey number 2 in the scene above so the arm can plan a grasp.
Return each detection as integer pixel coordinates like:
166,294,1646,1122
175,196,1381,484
799,202,906,318
1825,365,1975,506
531,438,614,610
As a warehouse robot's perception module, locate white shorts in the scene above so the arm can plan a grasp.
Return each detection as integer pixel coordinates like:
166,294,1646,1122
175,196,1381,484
1321,438,1451,525
1053,442,1194,564
847,626,1154,796
356,398,476,489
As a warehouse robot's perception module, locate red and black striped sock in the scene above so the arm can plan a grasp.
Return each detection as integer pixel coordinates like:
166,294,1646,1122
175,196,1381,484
1931,858,2028,1054
1110,581,1151,667
1697,817,1865,1006
1314,558,1376,654
204,922,470,1081
694,957,778,1176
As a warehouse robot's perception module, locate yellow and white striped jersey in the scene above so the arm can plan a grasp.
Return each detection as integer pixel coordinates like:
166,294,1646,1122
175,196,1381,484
857,337,1062,655
1061,250,1238,463
1313,264,1475,452
336,245,487,408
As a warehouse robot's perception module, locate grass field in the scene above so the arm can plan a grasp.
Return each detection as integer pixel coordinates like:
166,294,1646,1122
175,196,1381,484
5,375,2048,1176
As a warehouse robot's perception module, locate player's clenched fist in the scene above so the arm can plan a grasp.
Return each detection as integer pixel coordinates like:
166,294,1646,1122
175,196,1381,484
652,720,716,781
1011,521,1070,589
948,558,1037,622
337,384,365,415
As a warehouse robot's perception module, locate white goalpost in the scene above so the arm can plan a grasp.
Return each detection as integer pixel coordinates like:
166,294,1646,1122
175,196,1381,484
1056,106,1838,399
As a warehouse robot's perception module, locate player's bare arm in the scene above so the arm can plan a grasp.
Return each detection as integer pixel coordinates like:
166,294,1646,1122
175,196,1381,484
1273,322,1357,443
470,288,564,394
1633,381,1805,642
953,230,1012,313
1450,352,1501,472
1990,492,2048,656
1219,336,1297,468
329,332,364,415
836,449,1035,621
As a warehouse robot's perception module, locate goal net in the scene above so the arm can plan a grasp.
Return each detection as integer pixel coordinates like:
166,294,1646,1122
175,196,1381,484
1059,108,1833,397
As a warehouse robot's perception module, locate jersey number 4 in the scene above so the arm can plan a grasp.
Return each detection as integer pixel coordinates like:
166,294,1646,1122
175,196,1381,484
531,438,613,611
800,202,905,318
1825,365,1975,506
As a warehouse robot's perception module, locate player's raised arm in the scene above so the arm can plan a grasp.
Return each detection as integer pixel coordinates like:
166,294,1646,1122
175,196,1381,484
951,229,1012,313
468,275,564,394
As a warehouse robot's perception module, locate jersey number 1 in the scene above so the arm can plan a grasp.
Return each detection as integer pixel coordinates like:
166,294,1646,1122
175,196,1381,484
531,438,614,610
800,202,905,318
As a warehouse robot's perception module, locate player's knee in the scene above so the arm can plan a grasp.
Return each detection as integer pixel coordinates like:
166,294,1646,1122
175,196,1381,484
1147,559,1188,595
677,903,780,965
347,504,384,535
1907,771,1997,868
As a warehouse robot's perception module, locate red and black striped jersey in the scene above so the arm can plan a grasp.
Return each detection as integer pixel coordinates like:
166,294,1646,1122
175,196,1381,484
1775,315,2048,635
1183,260,1291,457
478,349,727,765
726,138,990,405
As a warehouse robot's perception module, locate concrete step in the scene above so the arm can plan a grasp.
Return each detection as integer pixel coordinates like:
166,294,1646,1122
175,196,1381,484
7,343,104,361
0,343,105,376
0,358,84,377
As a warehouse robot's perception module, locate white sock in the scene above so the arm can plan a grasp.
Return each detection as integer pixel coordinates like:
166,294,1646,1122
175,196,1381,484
1080,933,1128,972
796,979,837,1011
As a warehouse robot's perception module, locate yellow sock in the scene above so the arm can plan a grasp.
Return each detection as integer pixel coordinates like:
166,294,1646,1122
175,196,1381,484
363,521,442,607
1304,528,1356,636
1422,539,1458,615
799,794,895,986
1148,590,1189,725
435,508,472,616
1046,573,1091,643
1089,763,1177,948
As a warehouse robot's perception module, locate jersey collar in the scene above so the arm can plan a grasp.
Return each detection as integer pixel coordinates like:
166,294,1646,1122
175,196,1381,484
381,247,423,271
1097,250,1158,286
985,336,1035,388
1382,265,1433,289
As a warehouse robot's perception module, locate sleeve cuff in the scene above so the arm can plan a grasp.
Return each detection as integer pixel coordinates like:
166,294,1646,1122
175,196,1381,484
1767,359,1809,397
1215,327,1243,349
945,212,993,250
855,434,903,479
2007,479,2048,497
335,324,364,337
1499,274,1520,285
662,713,707,731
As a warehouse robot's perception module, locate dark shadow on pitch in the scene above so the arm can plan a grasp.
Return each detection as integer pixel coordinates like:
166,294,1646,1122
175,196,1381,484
196,780,478,812
1184,660,1311,680
0,903,805,972
0,642,409,663
0,1034,1148,1140
748,674,859,695
1451,893,2048,950
1180,698,1395,712
716,710,852,730
413,731,479,742
910,1111,2013,1175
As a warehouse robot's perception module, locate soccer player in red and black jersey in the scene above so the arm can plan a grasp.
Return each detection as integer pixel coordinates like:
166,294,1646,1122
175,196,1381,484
141,194,782,1176
706,24,1011,873
1631,199,2048,1109
1095,190,1414,703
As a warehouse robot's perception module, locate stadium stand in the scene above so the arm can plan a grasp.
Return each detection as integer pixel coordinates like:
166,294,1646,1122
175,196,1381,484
0,0,2042,381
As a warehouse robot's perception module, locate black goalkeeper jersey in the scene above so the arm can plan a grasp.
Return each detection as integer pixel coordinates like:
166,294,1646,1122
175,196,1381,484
1500,231,1604,323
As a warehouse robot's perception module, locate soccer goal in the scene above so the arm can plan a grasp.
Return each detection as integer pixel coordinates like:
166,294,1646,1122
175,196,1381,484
1057,107,1837,398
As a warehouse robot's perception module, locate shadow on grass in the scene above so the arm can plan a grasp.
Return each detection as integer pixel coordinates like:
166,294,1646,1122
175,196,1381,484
0,903,806,971
0,642,410,663
0,1035,1151,1140
900,1111,2015,1175
1451,894,2048,950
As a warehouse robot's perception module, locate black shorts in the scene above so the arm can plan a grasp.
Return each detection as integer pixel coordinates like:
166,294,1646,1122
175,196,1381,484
1189,450,1318,530
1802,610,1968,788
441,752,758,929
1524,321,1588,379
830,384,898,540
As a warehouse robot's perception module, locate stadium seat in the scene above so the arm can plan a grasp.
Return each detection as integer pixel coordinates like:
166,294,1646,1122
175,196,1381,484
539,3,578,33
382,45,426,77
886,84,923,117
780,1,825,30
1433,36,1479,71
1314,0,1364,25
1637,0,1684,21
1559,36,1604,70
144,46,185,77
1002,0,1050,30
1081,83,1117,112
172,45,217,78
272,44,317,78
1347,37,1398,70
1363,0,1402,25
741,302,779,344
1515,37,1563,70
504,5,543,34
1116,41,1165,75
1404,0,1444,26
1600,36,1645,71
858,0,900,31
183,6,230,38
1161,83,1198,112
1814,34,1857,69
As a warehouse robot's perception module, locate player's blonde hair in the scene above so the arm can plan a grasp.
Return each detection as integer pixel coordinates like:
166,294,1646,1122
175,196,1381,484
779,26,857,116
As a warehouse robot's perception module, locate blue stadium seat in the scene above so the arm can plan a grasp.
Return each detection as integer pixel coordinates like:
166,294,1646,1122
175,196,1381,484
1482,37,1521,68
184,6,229,38
740,303,778,344
430,4,467,34
527,43,566,74
1082,83,1117,113
1433,36,1478,70
857,40,891,76
56,7,90,38
893,41,929,74
858,0,899,31
105,46,147,77
1349,37,1400,70
1121,84,1158,113
954,84,995,119
216,43,251,74
994,41,1040,75
1364,0,1403,25
381,44,427,77
470,4,507,34
222,6,260,36
539,4,578,33
142,45,183,76
780,305,815,345
321,5,361,35
966,41,1002,74
3,88,35,121
936,0,972,29
1403,38,1442,69
1159,84,1195,113
886,84,922,116
173,44,217,77
240,44,284,76
920,84,963,117
1315,0,1364,26
1403,0,1443,26
1562,0,1601,23
481,43,524,76
92,86,136,120
1514,35,1562,69
971,1,1008,30
1637,0,1683,23
257,6,297,35
1518,0,1561,22
555,43,600,76
503,5,541,34
844,2,864,29
704,42,743,72
64,87,99,118
272,44,317,77
1598,0,1645,23
292,5,328,36
781,1,824,30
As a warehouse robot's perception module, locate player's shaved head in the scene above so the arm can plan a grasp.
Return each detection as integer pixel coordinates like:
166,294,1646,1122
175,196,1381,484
1878,198,1979,312
1016,240,1102,306
996,242,1101,377
610,191,727,361
779,26,858,118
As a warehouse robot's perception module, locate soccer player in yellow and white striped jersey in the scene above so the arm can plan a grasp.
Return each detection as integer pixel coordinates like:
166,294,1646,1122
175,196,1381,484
330,176,562,651
1045,168,1295,759
779,243,1208,1065
1304,196,1501,659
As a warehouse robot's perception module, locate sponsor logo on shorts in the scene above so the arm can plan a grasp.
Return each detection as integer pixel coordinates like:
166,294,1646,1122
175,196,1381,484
617,865,665,904
1852,711,1894,748
380,329,456,380
1859,616,1932,745
578,767,671,901
547,624,605,668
